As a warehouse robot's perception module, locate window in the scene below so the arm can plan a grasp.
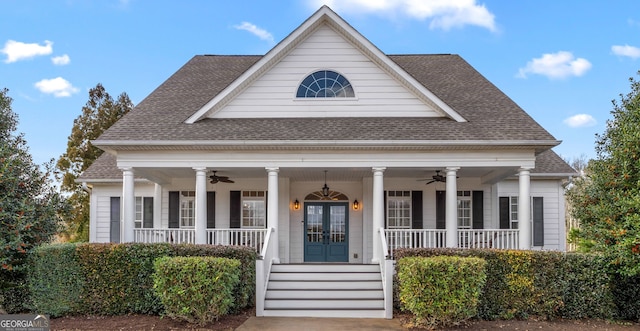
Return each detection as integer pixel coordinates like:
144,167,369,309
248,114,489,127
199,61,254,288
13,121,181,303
135,197,144,228
387,191,411,229
296,70,355,98
180,191,195,228
135,197,153,229
457,191,472,229
510,196,519,229
242,191,266,228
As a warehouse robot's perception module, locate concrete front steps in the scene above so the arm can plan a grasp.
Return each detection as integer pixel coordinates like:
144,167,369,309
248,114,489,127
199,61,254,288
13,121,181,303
263,264,386,318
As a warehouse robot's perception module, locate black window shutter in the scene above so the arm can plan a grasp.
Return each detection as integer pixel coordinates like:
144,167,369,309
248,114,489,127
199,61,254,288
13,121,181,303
533,197,544,246
411,191,423,229
207,191,216,229
143,197,153,228
499,197,510,229
383,191,387,228
168,191,179,228
110,197,121,243
230,191,241,228
472,191,484,229
436,191,445,229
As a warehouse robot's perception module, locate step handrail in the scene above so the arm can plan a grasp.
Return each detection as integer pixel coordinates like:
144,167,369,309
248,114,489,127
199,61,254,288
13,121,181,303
378,227,393,319
256,227,275,317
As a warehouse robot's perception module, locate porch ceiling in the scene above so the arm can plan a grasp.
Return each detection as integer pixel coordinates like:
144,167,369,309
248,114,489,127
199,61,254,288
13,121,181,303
134,166,519,184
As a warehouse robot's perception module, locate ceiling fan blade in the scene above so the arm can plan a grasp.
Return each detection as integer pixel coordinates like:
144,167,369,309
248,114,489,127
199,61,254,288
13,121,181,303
221,178,235,183
425,180,436,185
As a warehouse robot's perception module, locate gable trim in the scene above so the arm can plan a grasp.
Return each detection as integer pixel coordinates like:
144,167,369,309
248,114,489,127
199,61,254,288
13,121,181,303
184,6,466,124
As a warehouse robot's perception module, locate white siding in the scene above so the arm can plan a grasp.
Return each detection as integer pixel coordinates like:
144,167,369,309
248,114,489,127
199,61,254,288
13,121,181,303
213,25,440,118
497,179,566,250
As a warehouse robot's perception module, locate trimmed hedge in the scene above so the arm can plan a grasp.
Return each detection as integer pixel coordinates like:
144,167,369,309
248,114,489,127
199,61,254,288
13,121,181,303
76,243,173,315
398,256,486,329
395,248,617,320
28,243,84,317
26,243,257,317
153,256,241,324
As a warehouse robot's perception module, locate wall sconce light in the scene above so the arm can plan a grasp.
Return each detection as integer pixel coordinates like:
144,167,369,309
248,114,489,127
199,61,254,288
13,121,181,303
353,199,360,210
294,199,300,210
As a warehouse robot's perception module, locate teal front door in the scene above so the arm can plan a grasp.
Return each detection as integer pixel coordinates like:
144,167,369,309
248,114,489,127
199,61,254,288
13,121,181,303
304,202,349,262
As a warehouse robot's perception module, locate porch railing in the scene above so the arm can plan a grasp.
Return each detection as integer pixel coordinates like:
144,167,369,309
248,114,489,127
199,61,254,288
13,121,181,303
457,229,519,249
133,228,269,253
134,229,195,244
207,229,268,253
384,229,447,259
384,229,519,258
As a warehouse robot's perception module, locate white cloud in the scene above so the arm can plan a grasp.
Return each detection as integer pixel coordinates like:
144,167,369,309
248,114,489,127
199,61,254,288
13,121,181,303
34,77,79,97
51,54,71,65
611,44,640,59
1,40,53,63
517,51,592,79
234,22,274,43
563,114,597,128
312,0,497,32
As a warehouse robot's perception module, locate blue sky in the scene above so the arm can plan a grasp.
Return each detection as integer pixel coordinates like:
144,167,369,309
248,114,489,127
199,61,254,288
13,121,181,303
1,0,639,166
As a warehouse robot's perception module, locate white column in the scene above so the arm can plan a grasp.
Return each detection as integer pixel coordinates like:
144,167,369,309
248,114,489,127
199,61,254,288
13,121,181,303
445,167,459,248
194,167,208,244
266,167,280,263
121,167,135,243
518,167,532,249
372,167,386,263
153,183,162,229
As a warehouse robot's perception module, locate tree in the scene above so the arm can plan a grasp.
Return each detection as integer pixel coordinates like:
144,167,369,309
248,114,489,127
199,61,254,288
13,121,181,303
56,83,132,241
0,88,66,312
568,72,640,276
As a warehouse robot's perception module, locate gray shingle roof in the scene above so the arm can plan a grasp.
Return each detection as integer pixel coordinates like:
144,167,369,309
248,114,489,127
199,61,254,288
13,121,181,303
95,54,557,144
532,150,576,175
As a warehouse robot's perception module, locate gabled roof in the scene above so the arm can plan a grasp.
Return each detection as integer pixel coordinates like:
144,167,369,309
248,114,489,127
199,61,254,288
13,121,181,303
94,54,558,150
185,6,464,123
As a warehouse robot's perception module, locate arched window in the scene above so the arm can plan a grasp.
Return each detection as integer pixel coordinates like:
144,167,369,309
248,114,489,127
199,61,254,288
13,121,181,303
305,191,349,201
296,70,355,98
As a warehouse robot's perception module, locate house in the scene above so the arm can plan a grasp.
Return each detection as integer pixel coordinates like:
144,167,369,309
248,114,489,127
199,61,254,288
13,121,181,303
79,6,576,318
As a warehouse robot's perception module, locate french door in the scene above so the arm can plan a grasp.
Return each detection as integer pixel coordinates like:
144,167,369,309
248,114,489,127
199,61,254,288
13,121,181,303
304,202,349,262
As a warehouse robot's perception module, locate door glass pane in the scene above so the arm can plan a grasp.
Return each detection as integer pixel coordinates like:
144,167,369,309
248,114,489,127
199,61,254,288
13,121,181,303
330,205,346,243
307,205,323,243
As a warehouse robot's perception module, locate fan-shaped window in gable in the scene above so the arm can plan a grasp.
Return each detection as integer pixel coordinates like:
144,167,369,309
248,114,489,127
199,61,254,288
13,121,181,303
296,70,355,98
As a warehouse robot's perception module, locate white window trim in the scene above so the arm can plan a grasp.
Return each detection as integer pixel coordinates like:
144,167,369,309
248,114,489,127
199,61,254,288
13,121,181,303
457,191,472,229
242,190,266,229
386,191,412,229
134,196,152,229
180,191,195,228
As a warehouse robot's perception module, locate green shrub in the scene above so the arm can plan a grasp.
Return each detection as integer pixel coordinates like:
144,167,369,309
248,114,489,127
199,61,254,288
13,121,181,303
0,272,29,314
76,243,173,315
26,243,256,317
397,256,486,329
611,273,640,321
169,244,256,311
153,256,240,325
27,243,83,317
394,248,612,320
560,253,616,319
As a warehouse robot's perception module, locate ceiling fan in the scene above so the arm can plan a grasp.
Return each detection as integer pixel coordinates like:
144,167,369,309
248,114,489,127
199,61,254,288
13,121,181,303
417,170,456,185
209,171,234,184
